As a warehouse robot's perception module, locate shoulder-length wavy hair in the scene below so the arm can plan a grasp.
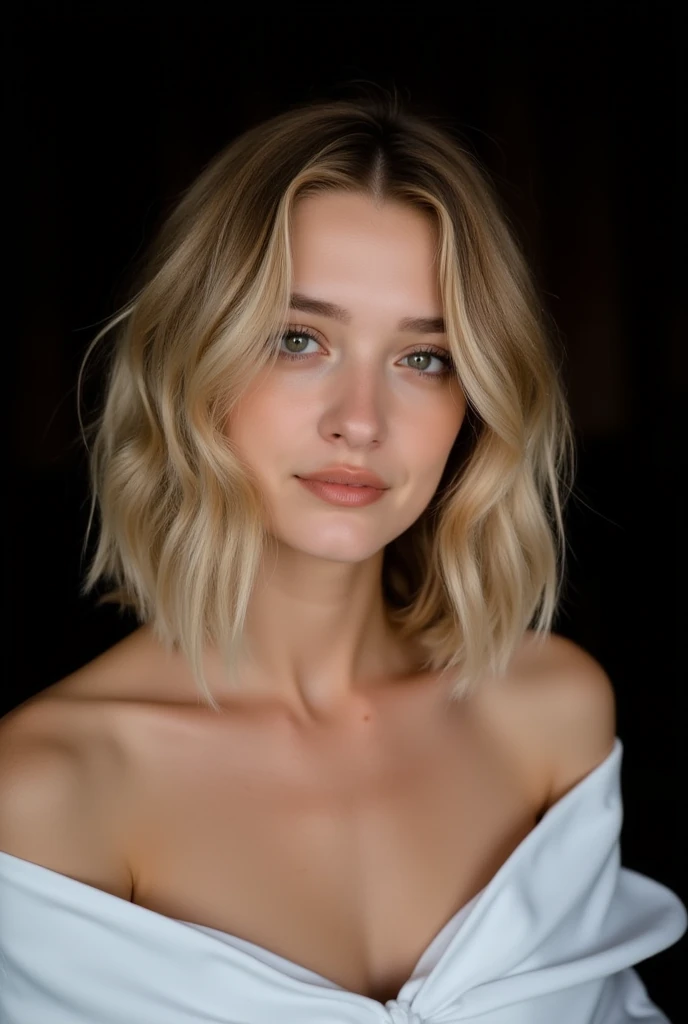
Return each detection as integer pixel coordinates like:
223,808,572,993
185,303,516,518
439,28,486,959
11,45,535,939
82,90,575,712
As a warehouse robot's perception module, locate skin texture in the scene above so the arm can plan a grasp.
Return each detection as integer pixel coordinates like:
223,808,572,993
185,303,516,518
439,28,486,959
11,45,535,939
223,191,466,720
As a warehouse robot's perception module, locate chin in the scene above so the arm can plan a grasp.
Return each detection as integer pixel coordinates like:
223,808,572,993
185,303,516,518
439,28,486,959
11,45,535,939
276,531,387,563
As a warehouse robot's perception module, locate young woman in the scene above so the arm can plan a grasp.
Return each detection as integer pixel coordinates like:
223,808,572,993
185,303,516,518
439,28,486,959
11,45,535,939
0,92,684,1023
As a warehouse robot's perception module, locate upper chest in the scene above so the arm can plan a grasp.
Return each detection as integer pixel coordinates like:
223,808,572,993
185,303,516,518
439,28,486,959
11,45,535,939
112,681,544,1003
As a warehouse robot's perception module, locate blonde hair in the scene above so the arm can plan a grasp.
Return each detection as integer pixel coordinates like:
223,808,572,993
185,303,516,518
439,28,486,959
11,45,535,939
81,89,575,712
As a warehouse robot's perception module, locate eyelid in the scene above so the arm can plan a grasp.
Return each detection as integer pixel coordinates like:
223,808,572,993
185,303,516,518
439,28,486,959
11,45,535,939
287,323,326,345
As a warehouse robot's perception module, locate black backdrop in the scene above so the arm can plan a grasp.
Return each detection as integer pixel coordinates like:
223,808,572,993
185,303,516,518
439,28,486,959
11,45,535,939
6,3,685,1017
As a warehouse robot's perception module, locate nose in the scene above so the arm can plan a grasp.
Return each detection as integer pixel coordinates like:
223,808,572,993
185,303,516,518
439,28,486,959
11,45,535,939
321,363,386,448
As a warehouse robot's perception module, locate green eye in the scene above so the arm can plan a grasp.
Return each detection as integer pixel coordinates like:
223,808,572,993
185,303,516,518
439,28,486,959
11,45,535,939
277,327,455,380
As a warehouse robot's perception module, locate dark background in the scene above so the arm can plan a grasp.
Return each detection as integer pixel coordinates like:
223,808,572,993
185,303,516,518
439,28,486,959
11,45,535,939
6,2,685,1016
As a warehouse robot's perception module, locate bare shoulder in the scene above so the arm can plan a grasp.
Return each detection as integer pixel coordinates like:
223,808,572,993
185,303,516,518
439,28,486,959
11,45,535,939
478,630,617,810
0,625,193,896
0,684,137,900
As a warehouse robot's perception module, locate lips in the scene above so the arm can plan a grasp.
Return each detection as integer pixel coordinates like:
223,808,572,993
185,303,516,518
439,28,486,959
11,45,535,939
296,476,387,507
296,466,388,489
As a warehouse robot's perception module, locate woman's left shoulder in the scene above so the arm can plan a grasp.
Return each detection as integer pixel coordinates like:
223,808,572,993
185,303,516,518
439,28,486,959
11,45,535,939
484,631,617,808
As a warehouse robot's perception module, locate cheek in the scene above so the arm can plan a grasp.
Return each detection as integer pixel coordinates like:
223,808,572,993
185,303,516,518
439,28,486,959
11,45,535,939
405,397,466,467
225,387,302,462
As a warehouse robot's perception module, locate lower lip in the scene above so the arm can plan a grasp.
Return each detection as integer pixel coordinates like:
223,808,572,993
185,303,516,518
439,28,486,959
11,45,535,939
296,477,387,507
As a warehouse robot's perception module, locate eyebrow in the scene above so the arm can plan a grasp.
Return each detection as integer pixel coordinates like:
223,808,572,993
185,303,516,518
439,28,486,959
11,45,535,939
289,292,446,335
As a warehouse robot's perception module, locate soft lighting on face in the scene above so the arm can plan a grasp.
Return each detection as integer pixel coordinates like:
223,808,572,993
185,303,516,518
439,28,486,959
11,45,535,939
224,191,466,563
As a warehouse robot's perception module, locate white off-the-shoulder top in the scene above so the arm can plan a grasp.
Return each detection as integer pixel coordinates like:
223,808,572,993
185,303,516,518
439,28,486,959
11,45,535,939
0,737,685,1023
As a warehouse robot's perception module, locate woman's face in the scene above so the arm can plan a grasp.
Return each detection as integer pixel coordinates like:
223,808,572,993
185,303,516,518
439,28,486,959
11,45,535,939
225,191,467,563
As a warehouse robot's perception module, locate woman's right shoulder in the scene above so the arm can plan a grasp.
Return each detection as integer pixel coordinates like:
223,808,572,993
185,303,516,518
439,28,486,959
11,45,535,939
4,625,177,726
0,628,166,900
0,703,137,901
0,625,175,804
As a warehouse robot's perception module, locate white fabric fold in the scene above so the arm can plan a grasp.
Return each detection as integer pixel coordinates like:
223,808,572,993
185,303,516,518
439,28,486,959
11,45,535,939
0,738,685,1023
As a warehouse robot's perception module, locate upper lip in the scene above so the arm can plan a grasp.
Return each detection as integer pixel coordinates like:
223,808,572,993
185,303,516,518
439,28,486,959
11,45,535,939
297,465,389,489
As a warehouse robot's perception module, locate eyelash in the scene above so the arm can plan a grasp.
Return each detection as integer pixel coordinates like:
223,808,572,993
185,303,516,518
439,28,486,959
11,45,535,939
278,326,455,379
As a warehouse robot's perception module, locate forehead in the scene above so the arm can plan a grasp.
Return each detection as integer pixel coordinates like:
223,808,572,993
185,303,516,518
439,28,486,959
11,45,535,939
289,192,441,312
